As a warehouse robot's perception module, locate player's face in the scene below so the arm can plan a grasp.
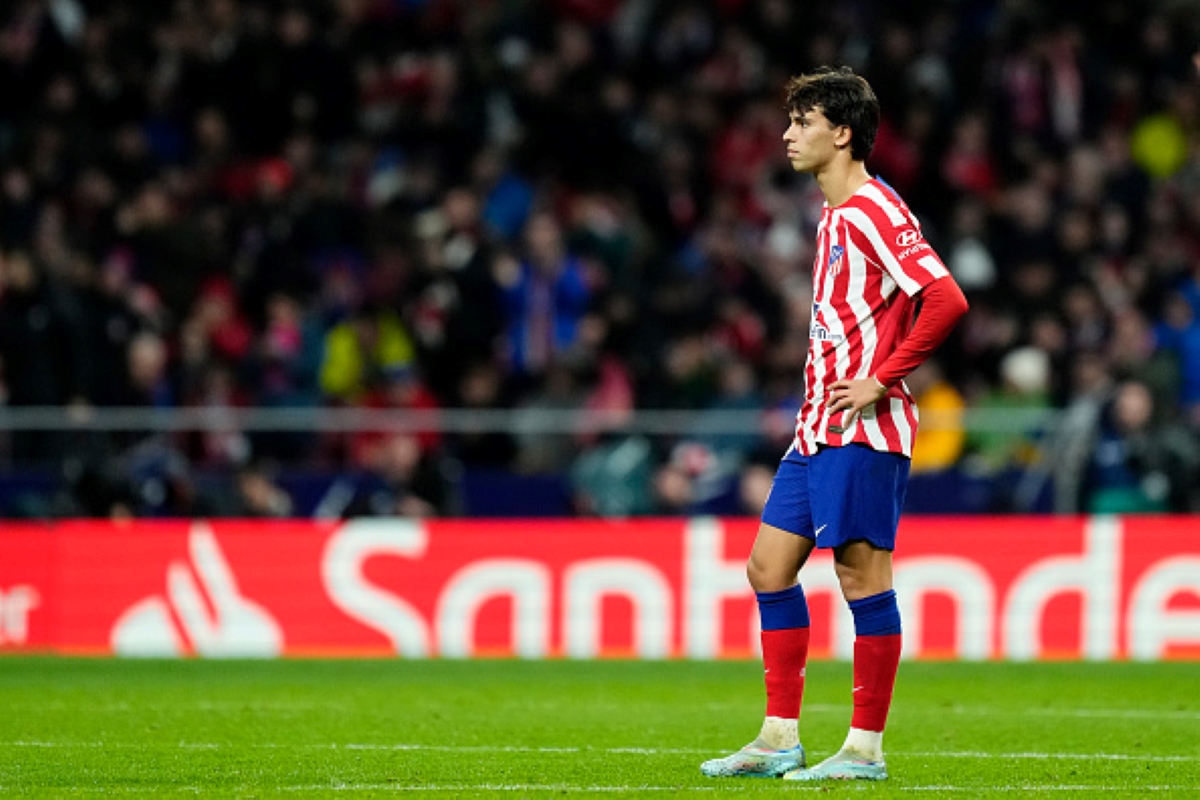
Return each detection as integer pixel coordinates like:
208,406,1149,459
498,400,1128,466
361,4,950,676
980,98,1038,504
782,108,844,173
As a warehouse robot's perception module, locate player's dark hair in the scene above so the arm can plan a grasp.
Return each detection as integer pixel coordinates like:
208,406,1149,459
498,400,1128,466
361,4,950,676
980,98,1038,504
784,66,880,162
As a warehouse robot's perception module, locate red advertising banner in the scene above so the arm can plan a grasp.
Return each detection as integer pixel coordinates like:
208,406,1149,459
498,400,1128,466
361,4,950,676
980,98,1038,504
0,517,1198,660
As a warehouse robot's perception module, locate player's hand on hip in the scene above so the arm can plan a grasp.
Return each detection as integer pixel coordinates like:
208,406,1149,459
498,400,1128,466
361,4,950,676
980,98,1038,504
826,377,888,423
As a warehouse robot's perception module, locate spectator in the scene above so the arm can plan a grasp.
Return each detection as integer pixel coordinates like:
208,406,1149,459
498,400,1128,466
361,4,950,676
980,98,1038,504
408,188,504,402
497,210,593,388
1082,379,1200,512
350,364,441,467
250,291,323,409
448,361,517,470
511,358,585,475
1154,291,1200,425
113,182,217,327
344,432,452,518
965,346,1053,476
1041,349,1115,513
230,461,294,518
319,303,415,404
687,356,764,464
73,250,164,407
245,293,323,463
121,330,174,408
188,277,254,366
570,434,655,517
185,362,250,469
736,450,778,517
905,359,966,474
0,250,91,464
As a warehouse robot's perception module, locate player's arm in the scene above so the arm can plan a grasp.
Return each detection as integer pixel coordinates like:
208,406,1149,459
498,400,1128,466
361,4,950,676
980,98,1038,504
876,276,968,386
826,277,968,418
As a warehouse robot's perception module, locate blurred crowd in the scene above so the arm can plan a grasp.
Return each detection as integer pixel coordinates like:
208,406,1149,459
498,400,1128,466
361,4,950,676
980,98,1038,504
0,0,1199,518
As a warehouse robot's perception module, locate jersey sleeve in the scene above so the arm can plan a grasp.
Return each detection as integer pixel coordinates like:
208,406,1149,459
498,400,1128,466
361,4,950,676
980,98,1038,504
843,182,949,297
874,276,969,387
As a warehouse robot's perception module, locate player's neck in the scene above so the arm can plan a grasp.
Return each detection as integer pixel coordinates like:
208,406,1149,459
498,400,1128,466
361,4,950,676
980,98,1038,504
815,160,872,208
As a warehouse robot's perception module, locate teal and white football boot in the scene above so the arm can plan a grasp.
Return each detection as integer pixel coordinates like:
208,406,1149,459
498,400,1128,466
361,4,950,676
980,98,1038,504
783,748,887,781
699,740,805,778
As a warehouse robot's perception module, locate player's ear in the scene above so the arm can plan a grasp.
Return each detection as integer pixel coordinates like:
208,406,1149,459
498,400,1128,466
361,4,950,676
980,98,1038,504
834,124,853,150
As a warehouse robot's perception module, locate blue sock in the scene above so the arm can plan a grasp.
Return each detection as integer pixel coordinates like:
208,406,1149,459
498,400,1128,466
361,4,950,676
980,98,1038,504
848,589,901,636
756,584,810,631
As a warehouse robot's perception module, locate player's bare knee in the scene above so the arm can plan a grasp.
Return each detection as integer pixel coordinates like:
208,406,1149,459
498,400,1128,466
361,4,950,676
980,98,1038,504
832,563,870,601
835,573,865,601
746,558,792,594
745,557,767,591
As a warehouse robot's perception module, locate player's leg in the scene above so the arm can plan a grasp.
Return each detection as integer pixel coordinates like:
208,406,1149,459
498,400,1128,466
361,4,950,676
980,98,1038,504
787,543,898,781
748,522,817,747
700,522,814,778
784,445,907,782
839,541,901,757
701,453,816,778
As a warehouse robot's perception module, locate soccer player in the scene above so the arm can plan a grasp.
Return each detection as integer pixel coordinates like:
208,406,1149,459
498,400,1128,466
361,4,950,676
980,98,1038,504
700,66,969,782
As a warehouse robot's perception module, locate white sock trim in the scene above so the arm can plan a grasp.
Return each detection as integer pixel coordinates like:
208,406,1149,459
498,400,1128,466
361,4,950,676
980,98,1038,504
842,727,884,761
758,716,799,750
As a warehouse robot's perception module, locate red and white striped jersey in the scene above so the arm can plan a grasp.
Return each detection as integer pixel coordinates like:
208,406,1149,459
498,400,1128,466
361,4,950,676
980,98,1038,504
794,177,949,457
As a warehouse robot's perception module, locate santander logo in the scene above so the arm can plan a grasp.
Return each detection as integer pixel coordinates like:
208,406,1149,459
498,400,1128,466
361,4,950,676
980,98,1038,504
110,523,283,657
1,515,1196,660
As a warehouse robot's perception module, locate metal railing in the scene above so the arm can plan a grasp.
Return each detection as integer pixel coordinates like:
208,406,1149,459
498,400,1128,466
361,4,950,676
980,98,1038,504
0,405,1060,435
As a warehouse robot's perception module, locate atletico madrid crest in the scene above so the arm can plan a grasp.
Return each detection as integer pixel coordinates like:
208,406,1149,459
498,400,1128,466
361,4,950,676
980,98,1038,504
827,244,845,275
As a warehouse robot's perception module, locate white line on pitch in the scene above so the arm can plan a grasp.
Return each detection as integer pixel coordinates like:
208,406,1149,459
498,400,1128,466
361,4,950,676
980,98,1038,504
899,787,1185,794
935,706,1200,720
4,741,1199,763
13,699,1198,722
900,751,1199,762
283,785,722,793
0,784,1189,794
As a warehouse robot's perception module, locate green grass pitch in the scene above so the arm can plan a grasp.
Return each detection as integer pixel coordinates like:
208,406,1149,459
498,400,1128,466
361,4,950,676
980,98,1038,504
1,658,1198,797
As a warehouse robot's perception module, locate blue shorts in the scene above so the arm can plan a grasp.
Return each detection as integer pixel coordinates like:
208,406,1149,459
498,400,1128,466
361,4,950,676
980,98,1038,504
761,444,910,550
